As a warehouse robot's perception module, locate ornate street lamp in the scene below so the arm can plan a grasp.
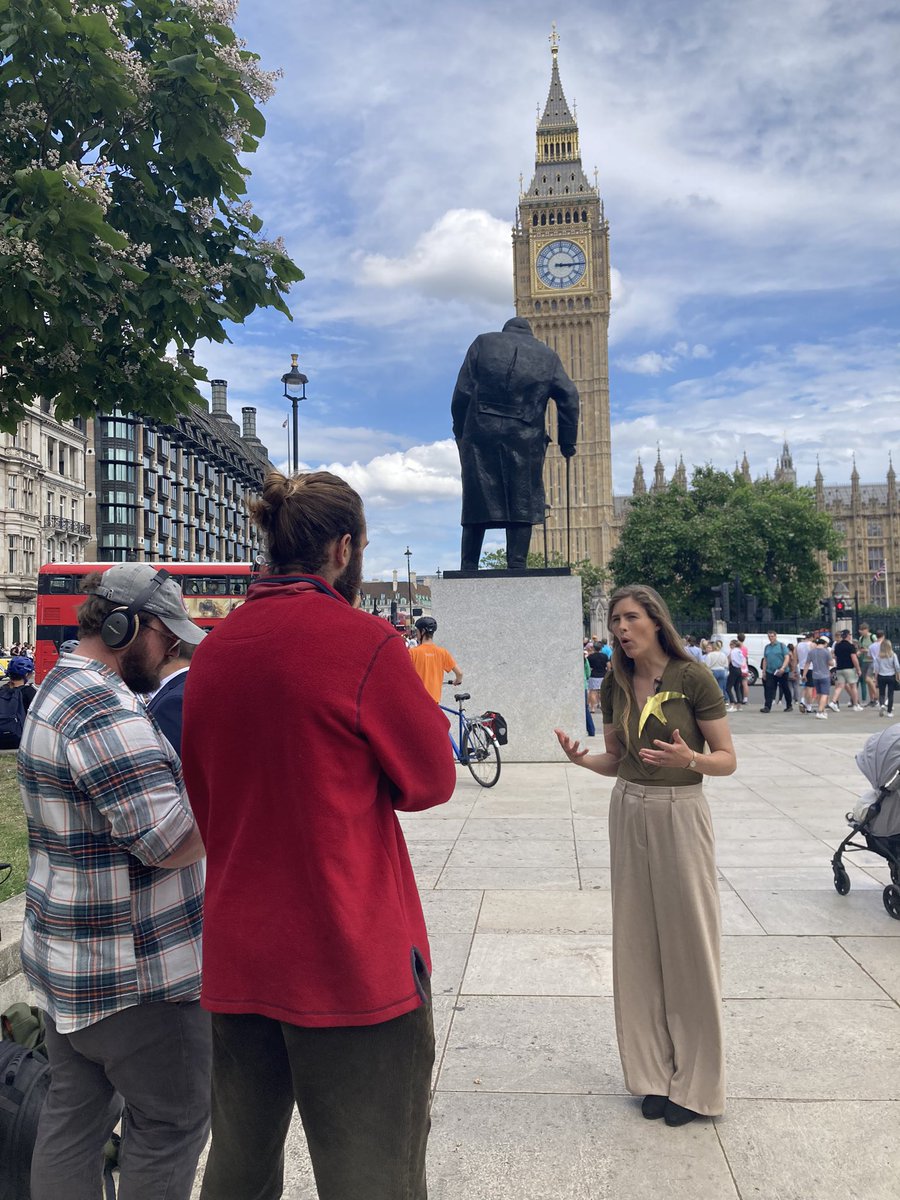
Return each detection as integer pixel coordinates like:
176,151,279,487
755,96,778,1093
405,546,414,633
281,353,308,474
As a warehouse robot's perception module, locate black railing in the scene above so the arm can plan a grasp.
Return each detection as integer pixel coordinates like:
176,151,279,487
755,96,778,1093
44,515,91,536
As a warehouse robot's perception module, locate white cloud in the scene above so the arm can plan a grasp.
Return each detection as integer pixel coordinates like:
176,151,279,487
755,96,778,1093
319,439,462,508
617,351,677,376
359,209,512,306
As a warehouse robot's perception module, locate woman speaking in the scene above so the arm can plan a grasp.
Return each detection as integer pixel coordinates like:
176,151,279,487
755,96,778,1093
556,584,736,1126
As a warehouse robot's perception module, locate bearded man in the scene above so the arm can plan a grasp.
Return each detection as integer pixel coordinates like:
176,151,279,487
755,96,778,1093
181,470,456,1200
18,565,209,1200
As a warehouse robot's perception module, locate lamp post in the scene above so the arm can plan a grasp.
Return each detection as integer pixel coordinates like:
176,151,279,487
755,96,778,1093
281,353,307,474
543,504,551,568
404,546,413,633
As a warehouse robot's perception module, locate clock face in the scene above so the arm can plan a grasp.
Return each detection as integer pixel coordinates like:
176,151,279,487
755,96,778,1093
535,239,587,289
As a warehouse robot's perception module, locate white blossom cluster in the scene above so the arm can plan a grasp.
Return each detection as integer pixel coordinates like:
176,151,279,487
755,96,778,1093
60,159,113,211
1,99,48,143
212,36,282,103
0,233,45,272
109,45,152,97
45,345,82,371
184,0,240,25
255,236,287,266
185,197,215,229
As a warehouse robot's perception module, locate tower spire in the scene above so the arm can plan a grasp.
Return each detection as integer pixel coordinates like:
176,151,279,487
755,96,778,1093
526,31,593,198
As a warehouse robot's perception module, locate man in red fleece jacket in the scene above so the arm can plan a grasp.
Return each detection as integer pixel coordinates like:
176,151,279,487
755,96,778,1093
181,469,456,1200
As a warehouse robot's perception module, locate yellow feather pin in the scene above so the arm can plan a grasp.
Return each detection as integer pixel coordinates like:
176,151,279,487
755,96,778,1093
638,691,687,737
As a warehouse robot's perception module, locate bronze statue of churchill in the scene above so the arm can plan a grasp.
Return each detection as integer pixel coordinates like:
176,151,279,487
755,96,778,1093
451,317,579,570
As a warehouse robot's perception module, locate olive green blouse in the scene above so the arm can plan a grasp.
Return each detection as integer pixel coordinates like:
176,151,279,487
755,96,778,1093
598,658,727,786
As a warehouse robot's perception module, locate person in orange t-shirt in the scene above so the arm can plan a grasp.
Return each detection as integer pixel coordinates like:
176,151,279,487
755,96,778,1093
408,617,462,702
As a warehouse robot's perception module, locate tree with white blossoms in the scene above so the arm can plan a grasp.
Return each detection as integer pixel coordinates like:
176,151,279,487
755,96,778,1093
0,0,303,431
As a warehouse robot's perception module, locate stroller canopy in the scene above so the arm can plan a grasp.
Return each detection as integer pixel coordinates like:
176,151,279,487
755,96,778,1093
856,724,900,792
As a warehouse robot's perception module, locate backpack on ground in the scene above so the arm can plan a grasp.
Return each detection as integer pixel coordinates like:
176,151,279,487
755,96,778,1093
1,1005,119,1199
0,686,25,741
0,1040,50,1200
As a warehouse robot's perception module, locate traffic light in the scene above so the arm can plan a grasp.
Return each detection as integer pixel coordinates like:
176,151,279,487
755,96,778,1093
711,583,731,623
834,598,846,616
820,598,832,623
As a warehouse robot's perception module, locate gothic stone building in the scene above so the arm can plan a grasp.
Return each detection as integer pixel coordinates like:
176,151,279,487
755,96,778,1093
631,442,899,610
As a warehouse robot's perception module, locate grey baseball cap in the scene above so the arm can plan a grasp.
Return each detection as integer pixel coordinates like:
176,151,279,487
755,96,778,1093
95,564,206,645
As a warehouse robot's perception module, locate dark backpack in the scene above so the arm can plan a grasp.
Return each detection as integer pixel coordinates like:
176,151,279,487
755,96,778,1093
480,711,508,746
1,1005,120,1199
0,1040,50,1200
0,686,25,741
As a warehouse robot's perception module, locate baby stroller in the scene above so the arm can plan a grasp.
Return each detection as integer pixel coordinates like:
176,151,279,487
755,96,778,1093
831,724,900,919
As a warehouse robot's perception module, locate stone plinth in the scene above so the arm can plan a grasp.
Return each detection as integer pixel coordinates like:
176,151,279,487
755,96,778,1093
429,573,585,762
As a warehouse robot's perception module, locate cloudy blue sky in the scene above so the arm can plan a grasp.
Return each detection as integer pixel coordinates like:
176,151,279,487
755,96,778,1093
198,0,900,579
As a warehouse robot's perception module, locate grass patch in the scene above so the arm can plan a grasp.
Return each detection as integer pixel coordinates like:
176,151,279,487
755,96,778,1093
0,753,27,903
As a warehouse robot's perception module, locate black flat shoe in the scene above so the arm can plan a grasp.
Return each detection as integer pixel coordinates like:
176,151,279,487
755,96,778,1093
641,1094,668,1119
664,1100,702,1126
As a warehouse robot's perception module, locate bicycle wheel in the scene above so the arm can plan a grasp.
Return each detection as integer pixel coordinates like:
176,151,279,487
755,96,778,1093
462,722,501,788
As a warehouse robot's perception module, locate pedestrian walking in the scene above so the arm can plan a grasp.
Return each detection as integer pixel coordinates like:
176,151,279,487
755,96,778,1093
828,630,863,711
181,470,457,1200
555,584,736,1126
873,638,900,716
726,640,745,711
760,631,793,713
809,637,835,719
17,565,209,1200
857,623,873,704
704,639,729,703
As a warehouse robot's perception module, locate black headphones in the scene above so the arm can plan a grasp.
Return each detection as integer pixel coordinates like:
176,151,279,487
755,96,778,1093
100,568,173,650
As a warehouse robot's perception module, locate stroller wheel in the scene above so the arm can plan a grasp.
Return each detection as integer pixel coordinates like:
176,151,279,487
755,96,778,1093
882,885,900,921
833,866,851,896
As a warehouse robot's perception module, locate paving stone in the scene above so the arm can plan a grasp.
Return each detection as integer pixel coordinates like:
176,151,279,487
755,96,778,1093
420,889,483,936
718,1100,900,1200
719,890,766,934
438,995,620,1094
430,934,474,996
462,932,613,996
720,864,881,891
837,936,900,1002
437,866,580,891
445,839,576,868
735,888,900,935
724,998,900,1098
454,817,574,841
428,1092,739,1200
477,889,612,935
721,936,885,999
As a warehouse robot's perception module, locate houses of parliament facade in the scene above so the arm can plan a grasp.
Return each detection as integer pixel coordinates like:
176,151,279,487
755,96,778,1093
519,35,895,611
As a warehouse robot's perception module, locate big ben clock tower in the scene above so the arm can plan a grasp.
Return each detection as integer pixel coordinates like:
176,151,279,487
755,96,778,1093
513,29,615,565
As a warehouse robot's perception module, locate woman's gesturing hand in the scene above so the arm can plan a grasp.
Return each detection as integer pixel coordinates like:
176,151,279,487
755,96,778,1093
554,728,590,763
638,726,693,770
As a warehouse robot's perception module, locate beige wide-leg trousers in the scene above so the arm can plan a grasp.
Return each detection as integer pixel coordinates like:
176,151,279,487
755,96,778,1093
608,778,725,1116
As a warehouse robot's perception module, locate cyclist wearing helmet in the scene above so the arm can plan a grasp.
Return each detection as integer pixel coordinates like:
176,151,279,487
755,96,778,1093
409,617,462,702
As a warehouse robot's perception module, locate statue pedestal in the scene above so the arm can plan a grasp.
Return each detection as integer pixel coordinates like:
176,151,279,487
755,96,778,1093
429,572,586,762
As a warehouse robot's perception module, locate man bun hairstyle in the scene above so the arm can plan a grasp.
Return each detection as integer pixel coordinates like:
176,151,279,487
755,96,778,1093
250,470,365,575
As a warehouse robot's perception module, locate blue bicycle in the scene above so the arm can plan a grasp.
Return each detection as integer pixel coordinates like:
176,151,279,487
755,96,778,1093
440,688,501,788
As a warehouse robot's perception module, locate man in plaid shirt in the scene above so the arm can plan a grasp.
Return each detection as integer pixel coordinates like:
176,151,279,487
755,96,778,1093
18,564,209,1200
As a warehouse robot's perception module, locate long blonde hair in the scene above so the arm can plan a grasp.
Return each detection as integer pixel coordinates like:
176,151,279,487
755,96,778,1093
607,584,693,744
879,638,895,658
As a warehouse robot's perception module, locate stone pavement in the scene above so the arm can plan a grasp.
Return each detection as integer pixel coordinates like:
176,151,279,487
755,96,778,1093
191,709,900,1199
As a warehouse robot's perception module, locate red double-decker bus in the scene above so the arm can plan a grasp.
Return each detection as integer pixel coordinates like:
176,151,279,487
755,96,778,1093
36,562,257,682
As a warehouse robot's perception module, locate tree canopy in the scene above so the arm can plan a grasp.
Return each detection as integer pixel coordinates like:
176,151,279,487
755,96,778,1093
0,0,303,431
608,467,843,618
478,547,608,622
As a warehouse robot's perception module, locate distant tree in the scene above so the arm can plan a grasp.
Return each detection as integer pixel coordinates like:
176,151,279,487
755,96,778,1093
478,547,608,622
0,0,303,431
608,467,843,618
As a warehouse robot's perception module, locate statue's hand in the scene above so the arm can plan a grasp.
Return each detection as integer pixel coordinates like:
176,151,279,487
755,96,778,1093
560,443,577,459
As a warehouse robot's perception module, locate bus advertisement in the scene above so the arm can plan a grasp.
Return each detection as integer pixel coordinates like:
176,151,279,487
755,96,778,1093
35,562,257,682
